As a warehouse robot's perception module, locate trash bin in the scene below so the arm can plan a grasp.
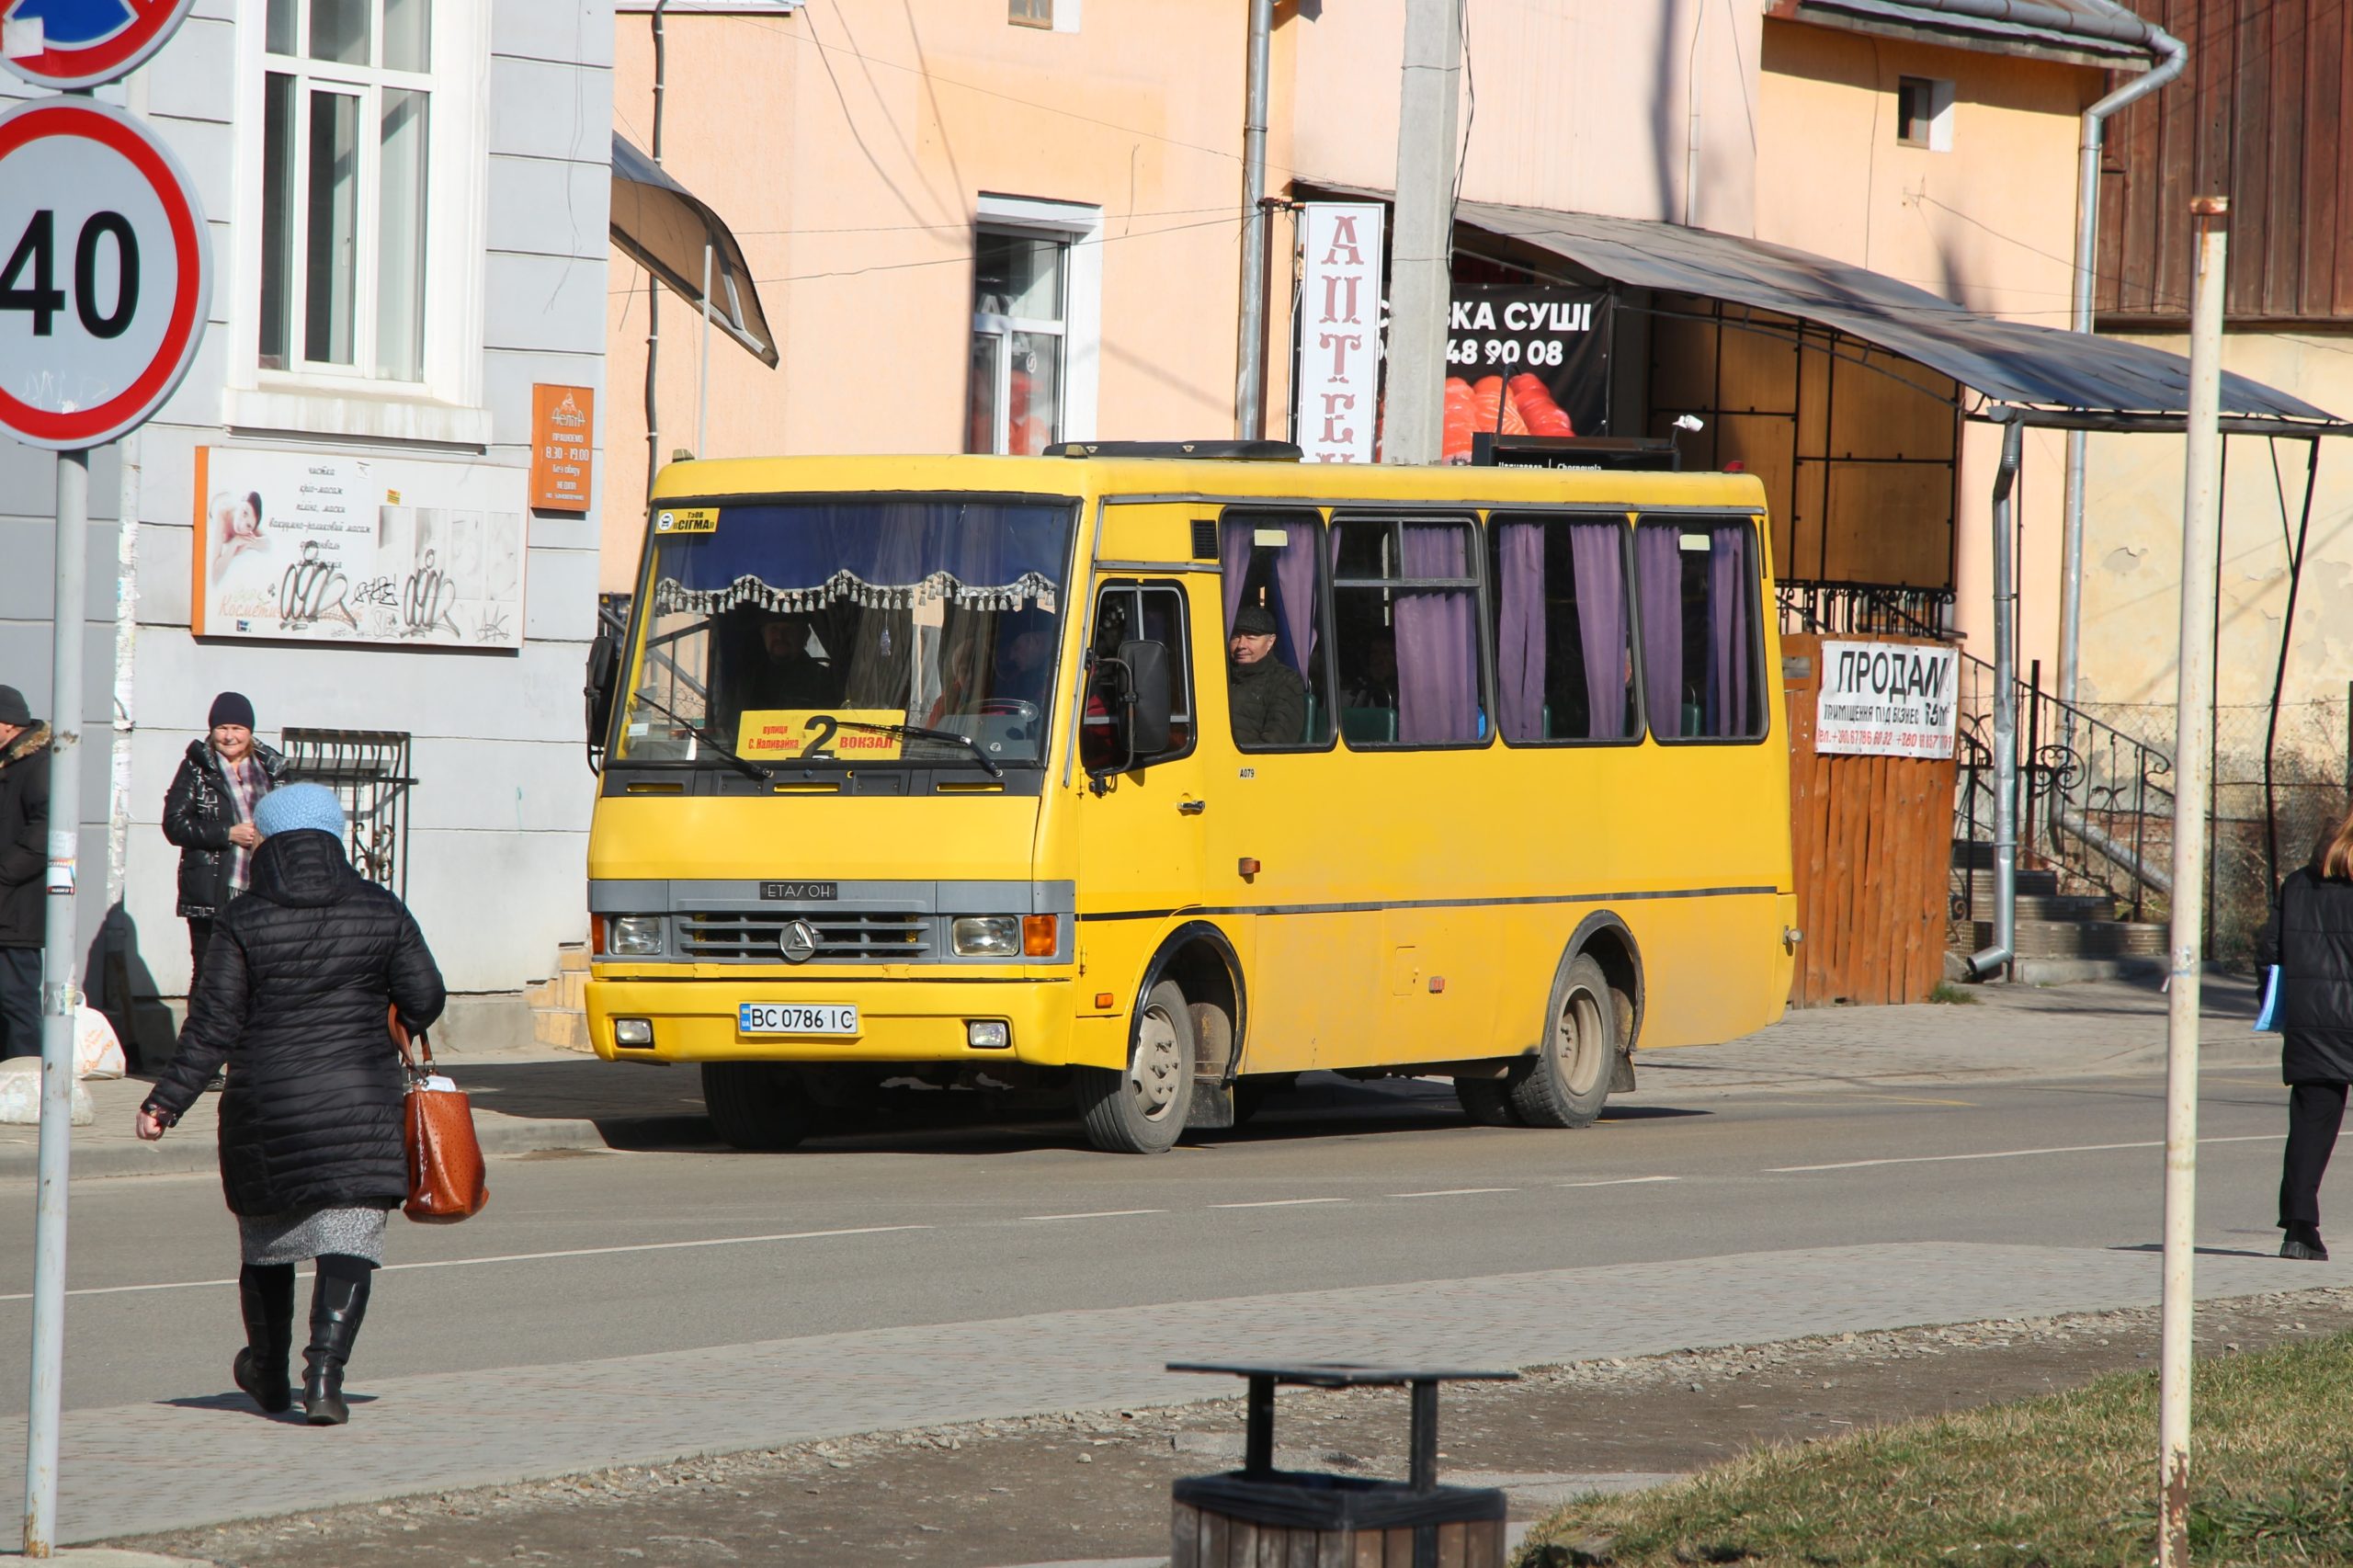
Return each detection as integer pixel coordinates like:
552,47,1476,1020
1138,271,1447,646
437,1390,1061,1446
1166,1359,1518,1568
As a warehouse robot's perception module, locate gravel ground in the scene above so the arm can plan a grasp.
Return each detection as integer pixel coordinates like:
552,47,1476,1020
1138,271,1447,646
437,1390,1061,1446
118,1285,2353,1568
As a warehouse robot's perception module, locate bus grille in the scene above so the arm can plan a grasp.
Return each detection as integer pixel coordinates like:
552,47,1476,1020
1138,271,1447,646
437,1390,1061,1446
678,912,932,961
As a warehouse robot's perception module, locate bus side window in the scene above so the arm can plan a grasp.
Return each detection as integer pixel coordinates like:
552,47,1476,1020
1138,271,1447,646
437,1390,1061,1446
1082,582,1195,770
1631,518,1765,741
1490,516,1636,743
1332,516,1486,748
1218,510,1332,749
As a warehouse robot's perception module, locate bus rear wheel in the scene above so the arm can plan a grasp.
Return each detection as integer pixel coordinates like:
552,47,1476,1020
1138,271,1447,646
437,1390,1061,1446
702,1062,813,1151
1076,980,1195,1153
1508,954,1615,1130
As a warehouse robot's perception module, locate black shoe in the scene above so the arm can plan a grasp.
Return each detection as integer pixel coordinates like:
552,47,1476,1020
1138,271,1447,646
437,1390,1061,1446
2283,1224,2330,1261
301,1267,371,1426
202,1072,226,1093
233,1265,294,1415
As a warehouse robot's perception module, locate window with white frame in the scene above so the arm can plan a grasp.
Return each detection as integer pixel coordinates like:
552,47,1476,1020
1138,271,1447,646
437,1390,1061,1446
259,0,436,381
968,228,1068,455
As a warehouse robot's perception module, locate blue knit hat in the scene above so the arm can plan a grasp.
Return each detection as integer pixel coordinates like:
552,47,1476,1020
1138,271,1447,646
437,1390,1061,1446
254,782,346,840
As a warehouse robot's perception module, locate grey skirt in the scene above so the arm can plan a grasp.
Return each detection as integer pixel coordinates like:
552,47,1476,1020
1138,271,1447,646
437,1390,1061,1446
239,1205,390,1267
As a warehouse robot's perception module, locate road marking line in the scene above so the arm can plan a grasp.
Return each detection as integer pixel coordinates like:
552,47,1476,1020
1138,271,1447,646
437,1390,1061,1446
1017,1210,1168,1221
1557,1176,1681,1188
0,1224,934,1304
1390,1187,1518,1199
1211,1198,1349,1209
1768,1134,2280,1173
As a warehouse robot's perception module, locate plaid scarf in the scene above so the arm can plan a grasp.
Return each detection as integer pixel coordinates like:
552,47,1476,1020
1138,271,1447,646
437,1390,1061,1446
220,751,269,894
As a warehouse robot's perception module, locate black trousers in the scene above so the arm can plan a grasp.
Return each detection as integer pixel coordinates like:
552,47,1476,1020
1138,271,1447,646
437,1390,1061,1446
2279,1081,2349,1232
186,917,216,998
0,946,38,1060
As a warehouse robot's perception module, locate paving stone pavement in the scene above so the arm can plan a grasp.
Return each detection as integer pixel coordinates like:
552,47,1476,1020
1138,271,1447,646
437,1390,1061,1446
14,1240,2344,1547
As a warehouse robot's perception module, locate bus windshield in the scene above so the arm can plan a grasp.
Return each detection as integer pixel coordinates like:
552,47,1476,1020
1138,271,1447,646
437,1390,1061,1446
618,497,1077,769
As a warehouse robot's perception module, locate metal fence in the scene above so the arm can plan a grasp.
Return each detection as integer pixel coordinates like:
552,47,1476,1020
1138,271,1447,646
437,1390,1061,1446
279,729,415,898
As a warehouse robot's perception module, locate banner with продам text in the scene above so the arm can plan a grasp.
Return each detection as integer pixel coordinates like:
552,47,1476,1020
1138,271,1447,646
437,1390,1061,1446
190,448,528,649
1814,639,1958,758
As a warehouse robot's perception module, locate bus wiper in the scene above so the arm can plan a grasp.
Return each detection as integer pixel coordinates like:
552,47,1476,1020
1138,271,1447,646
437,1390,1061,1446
626,690,772,782
829,719,1005,780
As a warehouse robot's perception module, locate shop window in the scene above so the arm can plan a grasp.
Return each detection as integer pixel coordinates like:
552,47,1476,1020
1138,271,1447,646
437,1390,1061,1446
1220,512,1331,749
1633,519,1764,742
1082,582,1193,770
259,0,439,381
969,228,1066,455
1332,517,1485,747
1490,517,1635,743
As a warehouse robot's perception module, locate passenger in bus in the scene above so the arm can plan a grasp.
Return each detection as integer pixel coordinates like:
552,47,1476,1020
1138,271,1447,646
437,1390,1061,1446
1340,631,1397,711
745,612,843,711
1227,605,1306,746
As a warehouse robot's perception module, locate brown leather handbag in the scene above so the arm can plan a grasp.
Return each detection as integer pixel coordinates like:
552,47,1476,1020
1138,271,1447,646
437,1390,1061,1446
390,1009,489,1222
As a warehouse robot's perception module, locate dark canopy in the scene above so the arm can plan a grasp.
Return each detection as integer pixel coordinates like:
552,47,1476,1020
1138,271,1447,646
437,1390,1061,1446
610,133,779,369
1313,185,2348,437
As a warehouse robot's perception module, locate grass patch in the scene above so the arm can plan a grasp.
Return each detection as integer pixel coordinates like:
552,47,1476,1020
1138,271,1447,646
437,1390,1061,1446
1515,1332,2353,1566
1925,981,1981,1006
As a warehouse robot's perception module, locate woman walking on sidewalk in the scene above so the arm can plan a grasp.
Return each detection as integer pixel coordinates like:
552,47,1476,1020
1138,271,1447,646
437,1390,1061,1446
135,783,446,1424
2256,802,2353,1262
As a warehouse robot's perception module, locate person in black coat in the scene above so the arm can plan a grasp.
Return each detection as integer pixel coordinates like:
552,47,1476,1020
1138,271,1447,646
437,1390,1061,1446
136,784,446,1425
0,685,48,1061
2254,806,2353,1262
162,691,288,997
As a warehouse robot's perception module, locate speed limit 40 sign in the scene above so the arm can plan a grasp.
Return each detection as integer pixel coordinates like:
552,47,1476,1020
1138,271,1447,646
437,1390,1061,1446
0,96,209,450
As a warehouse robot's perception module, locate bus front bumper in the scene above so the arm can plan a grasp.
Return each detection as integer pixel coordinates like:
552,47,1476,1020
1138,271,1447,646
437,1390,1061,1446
585,976,1116,1068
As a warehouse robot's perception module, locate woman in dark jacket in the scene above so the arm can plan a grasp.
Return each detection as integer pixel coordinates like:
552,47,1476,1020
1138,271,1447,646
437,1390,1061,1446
162,692,288,994
2255,803,2353,1262
136,784,446,1425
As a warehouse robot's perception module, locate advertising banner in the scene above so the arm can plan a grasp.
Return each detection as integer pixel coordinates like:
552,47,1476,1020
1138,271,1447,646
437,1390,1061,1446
190,447,529,649
1814,639,1959,758
1437,284,1611,461
1294,202,1384,463
529,383,595,512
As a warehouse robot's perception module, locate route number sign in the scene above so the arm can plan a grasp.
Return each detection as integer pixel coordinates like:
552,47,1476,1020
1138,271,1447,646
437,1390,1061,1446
0,0,198,89
0,97,209,449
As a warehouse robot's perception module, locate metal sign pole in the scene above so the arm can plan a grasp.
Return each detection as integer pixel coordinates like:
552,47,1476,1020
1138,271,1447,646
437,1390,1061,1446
2156,192,2229,1568
23,446,88,1558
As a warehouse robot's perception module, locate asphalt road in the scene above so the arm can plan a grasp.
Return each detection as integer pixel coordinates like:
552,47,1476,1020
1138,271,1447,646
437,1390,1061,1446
0,1061,2303,1415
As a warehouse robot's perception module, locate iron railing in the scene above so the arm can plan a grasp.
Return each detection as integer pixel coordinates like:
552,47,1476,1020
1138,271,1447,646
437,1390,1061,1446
279,729,415,898
1775,581,1953,642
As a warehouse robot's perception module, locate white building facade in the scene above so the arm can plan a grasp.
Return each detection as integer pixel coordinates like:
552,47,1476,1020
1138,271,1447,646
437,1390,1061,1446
0,0,615,1042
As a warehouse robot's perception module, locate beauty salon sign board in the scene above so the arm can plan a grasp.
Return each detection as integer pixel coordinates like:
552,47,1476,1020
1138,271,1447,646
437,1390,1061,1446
191,447,528,650
1295,202,1383,462
1813,639,1959,759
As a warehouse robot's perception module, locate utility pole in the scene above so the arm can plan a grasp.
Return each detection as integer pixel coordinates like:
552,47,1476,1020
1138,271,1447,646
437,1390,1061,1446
2156,192,2228,1568
1233,0,1274,440
1383,0,1461,465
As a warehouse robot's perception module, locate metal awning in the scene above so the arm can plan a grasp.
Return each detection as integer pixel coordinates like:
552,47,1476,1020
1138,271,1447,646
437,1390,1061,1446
610,132,778,369
1309,185,2349,437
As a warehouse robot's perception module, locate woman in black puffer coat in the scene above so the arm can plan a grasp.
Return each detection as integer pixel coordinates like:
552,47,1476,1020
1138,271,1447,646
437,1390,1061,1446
2255,803,2353,1262
137,783,445,1425
162,692,289,995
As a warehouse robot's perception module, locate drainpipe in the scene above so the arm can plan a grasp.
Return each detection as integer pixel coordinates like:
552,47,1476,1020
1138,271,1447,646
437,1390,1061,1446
1969,413,2026,980
643,0,667,502
1233,0,1273,439
2057,25,2188,718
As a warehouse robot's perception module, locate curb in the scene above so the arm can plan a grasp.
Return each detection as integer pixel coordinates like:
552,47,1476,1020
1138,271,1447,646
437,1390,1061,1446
0,1114,620,1184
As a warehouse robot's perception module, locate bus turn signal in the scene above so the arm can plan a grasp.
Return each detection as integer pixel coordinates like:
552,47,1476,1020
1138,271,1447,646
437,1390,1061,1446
1022,915,1058,957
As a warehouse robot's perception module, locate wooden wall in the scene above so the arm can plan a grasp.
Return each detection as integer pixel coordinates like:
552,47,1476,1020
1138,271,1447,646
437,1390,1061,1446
2097,0,2353,324
1783,633,1960,1006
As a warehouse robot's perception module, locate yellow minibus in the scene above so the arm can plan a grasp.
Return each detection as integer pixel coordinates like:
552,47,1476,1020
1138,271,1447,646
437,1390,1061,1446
584,445,1795,1153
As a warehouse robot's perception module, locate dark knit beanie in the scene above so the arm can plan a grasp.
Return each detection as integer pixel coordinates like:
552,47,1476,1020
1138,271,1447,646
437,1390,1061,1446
207,691,256,731
0,685,30,727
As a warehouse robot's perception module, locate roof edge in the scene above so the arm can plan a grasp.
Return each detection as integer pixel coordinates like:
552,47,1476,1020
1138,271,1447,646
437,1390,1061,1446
1779,0,2163,69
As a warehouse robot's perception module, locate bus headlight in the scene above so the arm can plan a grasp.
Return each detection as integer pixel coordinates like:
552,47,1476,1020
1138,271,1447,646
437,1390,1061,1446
608,915,665,957
951,915,1021,957
613,1017,654,1048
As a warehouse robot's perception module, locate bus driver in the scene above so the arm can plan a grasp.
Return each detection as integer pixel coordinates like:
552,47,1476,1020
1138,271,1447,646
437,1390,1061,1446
1227,604,1306,746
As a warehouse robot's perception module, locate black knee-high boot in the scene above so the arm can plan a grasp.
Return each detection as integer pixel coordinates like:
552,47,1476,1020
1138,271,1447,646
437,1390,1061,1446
301,1254,374,1426
233,1263,296,1414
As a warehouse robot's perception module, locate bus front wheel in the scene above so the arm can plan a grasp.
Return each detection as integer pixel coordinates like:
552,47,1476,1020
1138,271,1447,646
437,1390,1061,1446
1076,980,1196,1153
1509,954,1615,1129
703,1062,813,1151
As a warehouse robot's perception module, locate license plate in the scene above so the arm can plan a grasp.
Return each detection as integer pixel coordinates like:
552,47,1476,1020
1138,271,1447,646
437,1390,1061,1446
738,1002,860,1036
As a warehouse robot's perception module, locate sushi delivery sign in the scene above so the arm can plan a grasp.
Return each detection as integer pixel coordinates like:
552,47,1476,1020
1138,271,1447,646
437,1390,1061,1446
1815,639,1960,759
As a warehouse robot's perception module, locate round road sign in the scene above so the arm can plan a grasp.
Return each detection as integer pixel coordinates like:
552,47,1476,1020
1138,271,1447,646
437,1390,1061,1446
0,97,209,450
0,0,198,90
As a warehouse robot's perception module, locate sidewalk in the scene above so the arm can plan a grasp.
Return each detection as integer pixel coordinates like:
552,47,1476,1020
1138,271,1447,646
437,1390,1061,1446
0,974,2270,1182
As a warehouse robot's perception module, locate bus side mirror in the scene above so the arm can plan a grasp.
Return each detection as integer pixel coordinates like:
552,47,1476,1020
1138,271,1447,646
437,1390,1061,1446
1120,639,1174,758
585,631,620,770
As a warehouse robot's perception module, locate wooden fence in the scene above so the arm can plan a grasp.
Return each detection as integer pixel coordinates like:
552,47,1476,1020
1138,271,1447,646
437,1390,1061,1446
1782,632,1958,1006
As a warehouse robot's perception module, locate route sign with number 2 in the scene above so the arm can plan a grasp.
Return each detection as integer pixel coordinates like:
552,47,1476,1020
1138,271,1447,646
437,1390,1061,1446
0,96,208,450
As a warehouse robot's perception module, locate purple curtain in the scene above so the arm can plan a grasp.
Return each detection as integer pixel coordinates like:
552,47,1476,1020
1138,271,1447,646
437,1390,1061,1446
1705,524,1754,737
1395,524,1478,744
1634,527,1685,739
1220,523,1251,632
1568,523,1629,739
1223,519,1319,678
1495,524,1545,741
